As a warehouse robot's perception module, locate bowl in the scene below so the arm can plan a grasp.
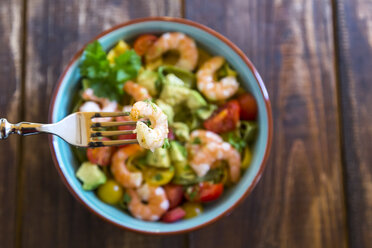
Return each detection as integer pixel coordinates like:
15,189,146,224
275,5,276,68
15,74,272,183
49,17,273,234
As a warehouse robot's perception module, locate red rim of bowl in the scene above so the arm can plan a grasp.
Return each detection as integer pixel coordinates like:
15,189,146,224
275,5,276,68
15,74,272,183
48,16,273,235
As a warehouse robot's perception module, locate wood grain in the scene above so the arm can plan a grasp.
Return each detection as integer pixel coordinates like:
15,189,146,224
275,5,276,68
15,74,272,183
20,1,185,247
335,0,372,247
185,0,348,247
0,0,23,247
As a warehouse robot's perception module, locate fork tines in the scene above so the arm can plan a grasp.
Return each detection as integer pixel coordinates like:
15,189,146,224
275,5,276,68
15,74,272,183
88,111,138,147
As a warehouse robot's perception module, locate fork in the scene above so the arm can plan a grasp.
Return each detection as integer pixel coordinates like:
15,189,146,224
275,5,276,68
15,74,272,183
0,112,139,147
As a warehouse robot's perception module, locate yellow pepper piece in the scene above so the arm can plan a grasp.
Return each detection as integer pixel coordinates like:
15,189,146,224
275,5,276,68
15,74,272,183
241,146,252,169
107,40,130,64
144,166,175,186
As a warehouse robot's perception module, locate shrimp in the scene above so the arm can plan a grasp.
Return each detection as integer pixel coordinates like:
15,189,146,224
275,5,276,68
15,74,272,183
187,130,224,157
196,56,239,101
111,144,144,188
80,88,118,122
190,142,241,182
146,32,198,71
130,101,168,151
124,81,152,101
127,184,169,221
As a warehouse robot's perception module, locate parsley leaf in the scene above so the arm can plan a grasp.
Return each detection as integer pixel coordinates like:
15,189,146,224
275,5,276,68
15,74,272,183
154,174,163,181
226,132,246,153
79,41,141,101
192,137,201,145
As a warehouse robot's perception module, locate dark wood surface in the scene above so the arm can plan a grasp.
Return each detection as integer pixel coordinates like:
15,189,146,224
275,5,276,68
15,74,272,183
335,0,372,247
0,0,370,247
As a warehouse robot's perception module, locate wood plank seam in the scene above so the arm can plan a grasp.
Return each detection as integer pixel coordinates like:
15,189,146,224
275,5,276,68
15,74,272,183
330,0,352,247
15,0,28,247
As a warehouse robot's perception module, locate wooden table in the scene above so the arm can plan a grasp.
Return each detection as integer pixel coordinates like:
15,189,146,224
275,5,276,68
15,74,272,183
0,0,371,247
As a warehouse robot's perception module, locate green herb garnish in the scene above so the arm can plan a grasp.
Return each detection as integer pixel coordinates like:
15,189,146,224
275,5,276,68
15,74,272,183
154,174,163,181
79,41,141,101
192,137,201,145
123,192,131,204
162,138,171,149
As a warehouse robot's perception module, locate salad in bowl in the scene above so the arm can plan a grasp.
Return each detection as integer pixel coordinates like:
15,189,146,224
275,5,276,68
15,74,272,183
49,17,272,234
73,32,258,222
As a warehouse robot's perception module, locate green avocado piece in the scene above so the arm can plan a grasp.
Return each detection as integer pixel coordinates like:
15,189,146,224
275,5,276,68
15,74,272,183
146,148,171,168
169,141,187,163
137,70,158,96
195,104,218,120
158,66,196,88
76,162,107,191
155,99,174,124
159,84,191,106
186,90,207,110
164,74,185,86
171,122,190,142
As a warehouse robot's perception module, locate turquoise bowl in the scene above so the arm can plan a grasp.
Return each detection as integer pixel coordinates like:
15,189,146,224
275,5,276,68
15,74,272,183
49,17,272,234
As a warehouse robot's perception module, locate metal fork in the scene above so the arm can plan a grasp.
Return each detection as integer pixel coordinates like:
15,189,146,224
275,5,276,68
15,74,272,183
0,112,139,147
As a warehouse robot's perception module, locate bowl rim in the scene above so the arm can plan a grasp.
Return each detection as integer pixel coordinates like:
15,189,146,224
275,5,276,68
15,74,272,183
48,16,273,235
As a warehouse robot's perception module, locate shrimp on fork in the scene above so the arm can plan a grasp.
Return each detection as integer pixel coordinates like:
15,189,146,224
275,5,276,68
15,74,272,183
130,101,169,151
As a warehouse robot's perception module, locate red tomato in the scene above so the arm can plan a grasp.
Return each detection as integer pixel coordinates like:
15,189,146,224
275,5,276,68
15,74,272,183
184,182,224,203
199,183,224,202
164,184,184,209
161,207,186,223
237,93,258,120
133,34,157,56
203,100,240,134
86,137,113,166
116,116,136,147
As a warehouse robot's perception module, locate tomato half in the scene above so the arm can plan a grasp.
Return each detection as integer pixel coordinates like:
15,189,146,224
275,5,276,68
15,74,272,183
203,100,240,134
164,184,184,209
237,93,258,120
161,207,186,223
86,137,113,166
133,34,158,56
185,182,224,203
199,182,224,202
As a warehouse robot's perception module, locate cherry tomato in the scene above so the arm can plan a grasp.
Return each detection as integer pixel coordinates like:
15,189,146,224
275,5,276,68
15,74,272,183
86,137,113,166
203,100,240,134
97,179,124,205
184,182,224,202
133,34,158,56
116,116,136,147
164,184,184,209
199,183,224,202
182,202,203,219
237,93,258,120
161,207,186,223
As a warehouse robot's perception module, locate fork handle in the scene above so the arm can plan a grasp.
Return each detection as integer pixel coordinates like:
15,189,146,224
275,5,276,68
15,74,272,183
0,118,44,139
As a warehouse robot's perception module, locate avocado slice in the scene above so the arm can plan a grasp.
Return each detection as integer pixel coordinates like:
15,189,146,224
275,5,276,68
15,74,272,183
164,74,185,86
159,84,191,106
76,162,107,191
195,104,218,120
186,90,207,110
169,141,187,163
155,99,174,124
171,122,190,142
146,148,171,168
158,65,196,88
137,69,158,96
